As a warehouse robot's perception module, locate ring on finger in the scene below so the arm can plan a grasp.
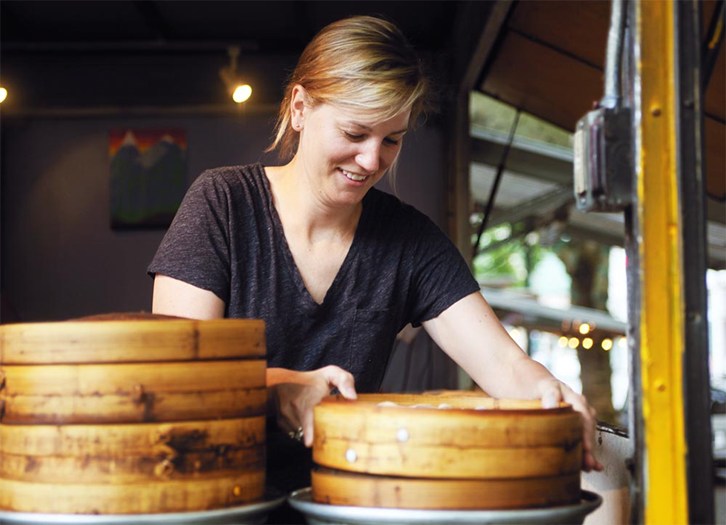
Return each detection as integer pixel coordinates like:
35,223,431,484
288,426,304,442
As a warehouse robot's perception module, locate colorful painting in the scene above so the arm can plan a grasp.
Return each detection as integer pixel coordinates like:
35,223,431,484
109,129,187,229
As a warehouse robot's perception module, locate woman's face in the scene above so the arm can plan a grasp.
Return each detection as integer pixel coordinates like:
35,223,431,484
292,87,410,208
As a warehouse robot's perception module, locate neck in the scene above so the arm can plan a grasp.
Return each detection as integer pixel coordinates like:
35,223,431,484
265,158,363,242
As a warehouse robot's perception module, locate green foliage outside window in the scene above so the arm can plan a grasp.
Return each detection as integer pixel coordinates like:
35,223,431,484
472,223,552,288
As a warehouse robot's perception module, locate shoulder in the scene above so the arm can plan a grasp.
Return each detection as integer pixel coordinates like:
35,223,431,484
364,188,441,237
187,163,269,201
193,163,265,188
365,188,431,222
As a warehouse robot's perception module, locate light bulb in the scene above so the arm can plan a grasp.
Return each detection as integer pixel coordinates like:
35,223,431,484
232,84,252,103
0,87,7,104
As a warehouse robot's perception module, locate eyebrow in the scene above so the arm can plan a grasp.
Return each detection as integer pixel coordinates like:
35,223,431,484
349,121,409,135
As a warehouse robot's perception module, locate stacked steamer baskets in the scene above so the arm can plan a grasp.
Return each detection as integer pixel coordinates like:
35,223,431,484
312,392,583,510
0,314,267,515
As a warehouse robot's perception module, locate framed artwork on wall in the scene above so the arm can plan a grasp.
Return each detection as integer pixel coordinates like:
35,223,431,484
109,129,187,229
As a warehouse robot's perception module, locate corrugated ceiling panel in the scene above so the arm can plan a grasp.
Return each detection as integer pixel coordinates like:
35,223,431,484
481,32,602,131
507,0,609,68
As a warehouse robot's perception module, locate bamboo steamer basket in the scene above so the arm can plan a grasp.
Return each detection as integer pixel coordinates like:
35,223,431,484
0,315,267,514
312,392,583,510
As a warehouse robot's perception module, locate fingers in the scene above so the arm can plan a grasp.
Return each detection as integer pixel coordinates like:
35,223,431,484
541,390,560,409
537,379,604,472
537,379,563,409
301,401,315,447
321,365,358,399
584,450,604,472
565,389,604,471
272,366,357,448
579,402,604,472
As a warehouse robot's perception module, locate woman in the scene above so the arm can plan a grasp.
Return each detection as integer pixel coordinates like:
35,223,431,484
148,15,603,490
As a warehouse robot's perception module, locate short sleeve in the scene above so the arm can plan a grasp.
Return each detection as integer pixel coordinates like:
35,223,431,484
147,171,232,303
407,216,480,326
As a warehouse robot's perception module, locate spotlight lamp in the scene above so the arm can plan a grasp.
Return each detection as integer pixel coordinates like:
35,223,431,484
232,84,252,103
220,46,252,104
0,86,7,104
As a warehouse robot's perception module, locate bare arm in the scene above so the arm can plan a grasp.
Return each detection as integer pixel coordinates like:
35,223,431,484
423,291,602,472
423,292,550,397
152,274,225,319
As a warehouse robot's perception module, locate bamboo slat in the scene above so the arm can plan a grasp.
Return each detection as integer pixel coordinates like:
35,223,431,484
314,439,581,479
311,468,581,509
317,391,566,409
0,450,264,483
0,360,266,423
0,417,265,456
0,416,265,483
0,318,265,364
314,399,582,447
1,387,266,423
0,472,265,514
2,360,264,395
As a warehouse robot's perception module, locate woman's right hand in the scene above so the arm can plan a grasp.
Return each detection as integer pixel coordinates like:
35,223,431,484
267,366,357,447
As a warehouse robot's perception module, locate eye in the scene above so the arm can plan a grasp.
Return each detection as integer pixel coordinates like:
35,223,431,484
384,137,401,146
344,131,365,141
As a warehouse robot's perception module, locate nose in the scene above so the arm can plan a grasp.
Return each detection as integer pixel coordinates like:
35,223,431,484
355,140,381,173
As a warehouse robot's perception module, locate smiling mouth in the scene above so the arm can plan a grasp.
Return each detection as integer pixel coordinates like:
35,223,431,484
340,168,369,182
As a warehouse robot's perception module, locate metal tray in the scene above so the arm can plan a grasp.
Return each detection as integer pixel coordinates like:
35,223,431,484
0,495,286,525
288,487,602,525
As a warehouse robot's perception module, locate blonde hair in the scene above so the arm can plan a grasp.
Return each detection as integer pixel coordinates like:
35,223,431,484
267,15,430,160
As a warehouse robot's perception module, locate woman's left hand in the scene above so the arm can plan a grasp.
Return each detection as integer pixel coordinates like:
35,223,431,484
537,378,604,472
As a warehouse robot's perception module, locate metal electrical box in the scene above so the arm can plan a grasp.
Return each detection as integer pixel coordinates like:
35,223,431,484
573,106,632,212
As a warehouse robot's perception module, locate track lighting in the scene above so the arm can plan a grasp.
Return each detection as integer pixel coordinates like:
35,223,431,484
232,84,252,104
220,46,252,104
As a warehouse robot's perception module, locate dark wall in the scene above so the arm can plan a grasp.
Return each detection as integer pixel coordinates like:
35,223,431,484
1,112,446,322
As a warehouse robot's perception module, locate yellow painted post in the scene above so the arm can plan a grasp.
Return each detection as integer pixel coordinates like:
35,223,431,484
634,1,688,523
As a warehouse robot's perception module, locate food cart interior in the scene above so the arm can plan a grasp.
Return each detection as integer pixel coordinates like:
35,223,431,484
1,1,724,524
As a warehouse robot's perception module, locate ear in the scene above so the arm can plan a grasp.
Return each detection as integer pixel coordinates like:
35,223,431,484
290,85,309,128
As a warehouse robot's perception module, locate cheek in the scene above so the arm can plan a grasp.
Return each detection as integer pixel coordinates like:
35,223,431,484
325,137,358,161
382,147,401,167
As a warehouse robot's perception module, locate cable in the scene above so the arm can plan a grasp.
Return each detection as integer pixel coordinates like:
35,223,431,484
472,109,521,258
601,0,628,109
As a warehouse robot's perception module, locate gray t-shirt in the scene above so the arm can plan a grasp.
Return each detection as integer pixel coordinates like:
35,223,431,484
148,163,479,392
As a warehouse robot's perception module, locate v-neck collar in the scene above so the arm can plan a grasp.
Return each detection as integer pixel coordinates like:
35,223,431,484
258,163,367,309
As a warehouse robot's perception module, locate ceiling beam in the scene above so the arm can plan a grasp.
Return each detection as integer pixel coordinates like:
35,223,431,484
0,41,259,54
446,0,514,260
485,186,573,230
471,137,572,186
482,286,627,334
452,0,514,91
